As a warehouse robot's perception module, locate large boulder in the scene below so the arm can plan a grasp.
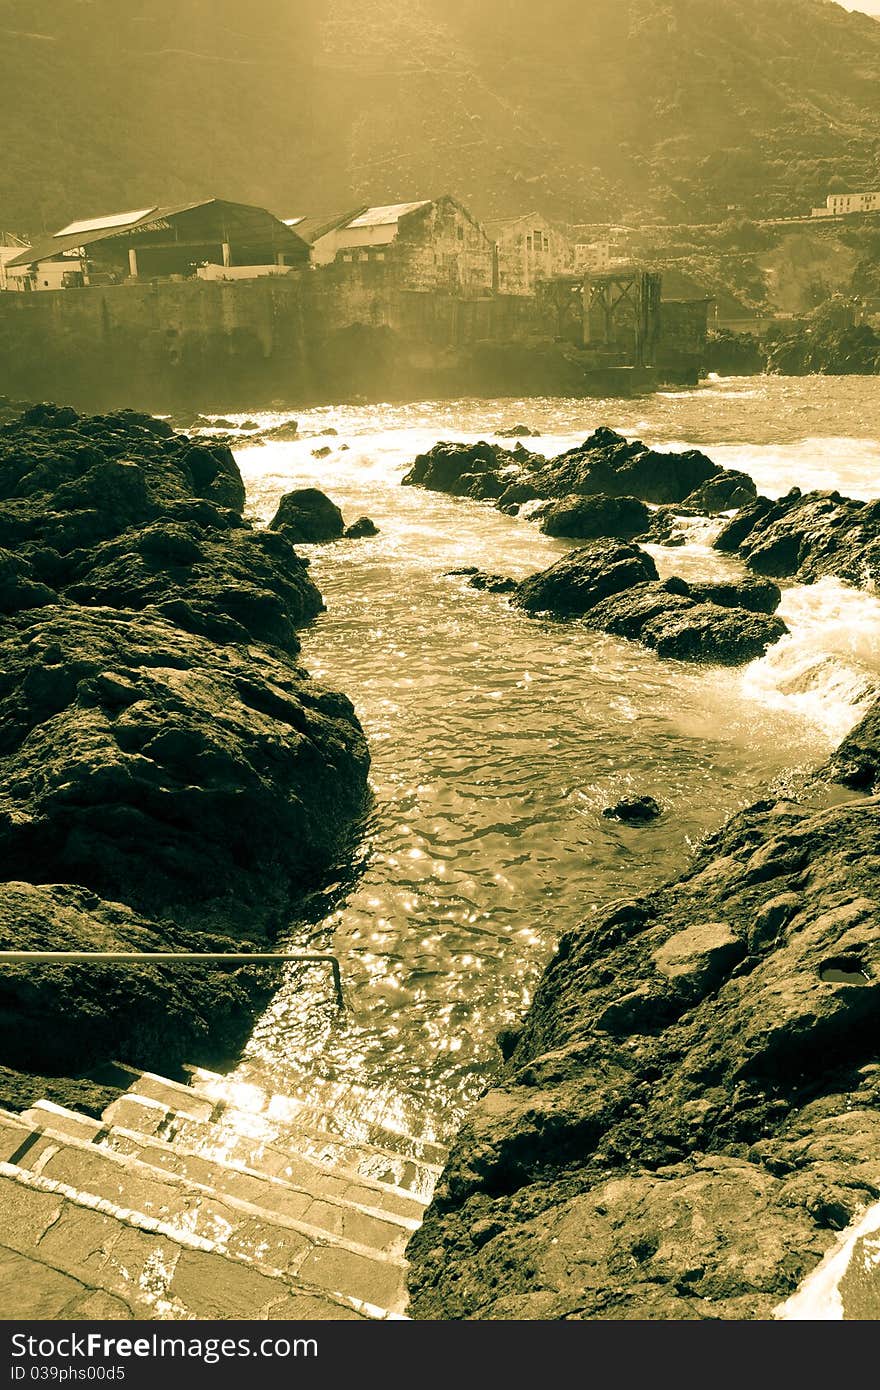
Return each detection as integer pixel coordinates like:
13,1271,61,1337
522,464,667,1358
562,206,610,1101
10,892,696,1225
683,469,758,514
0,407,246,558
514,540,658,617
408,791,880,1320
402,440,515,493
63,520,324,652
0,608,370,939
733,491,880,589
586,580,788,665
528,429,720,505
684,577,782,614
538,494,651,541
269,487,345,543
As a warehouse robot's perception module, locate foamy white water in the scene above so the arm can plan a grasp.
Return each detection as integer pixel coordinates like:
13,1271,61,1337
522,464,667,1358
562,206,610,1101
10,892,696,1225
200,376,880,1130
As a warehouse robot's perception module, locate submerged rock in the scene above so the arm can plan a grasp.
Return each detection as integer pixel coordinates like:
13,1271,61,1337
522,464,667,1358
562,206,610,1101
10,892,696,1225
408,779,880,1320
447,568,518,595
603,795,662,823
497,424,540,438
269,487,345,543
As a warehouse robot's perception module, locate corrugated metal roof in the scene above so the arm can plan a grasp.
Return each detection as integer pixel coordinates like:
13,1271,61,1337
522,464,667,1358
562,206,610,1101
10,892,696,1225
7,199,305,269
55,208,158,238
345,201,431,229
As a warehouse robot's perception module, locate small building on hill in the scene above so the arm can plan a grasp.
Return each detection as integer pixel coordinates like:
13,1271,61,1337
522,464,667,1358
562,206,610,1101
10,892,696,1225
297,197,495,294
812,190,880,218
4,199,309,290
486,213,573,295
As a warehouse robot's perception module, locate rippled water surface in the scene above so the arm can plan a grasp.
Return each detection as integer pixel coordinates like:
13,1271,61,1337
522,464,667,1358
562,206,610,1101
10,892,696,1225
215,377,880,1139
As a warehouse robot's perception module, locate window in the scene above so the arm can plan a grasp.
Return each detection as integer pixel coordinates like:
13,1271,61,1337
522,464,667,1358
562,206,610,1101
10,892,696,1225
526,235,533,252
457,225,464,241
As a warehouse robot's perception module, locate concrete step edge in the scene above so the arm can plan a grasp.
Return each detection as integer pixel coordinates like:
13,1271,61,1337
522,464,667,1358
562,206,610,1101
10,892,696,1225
186,1063,446,1153
15,1124,410,1267
0,1161,403,1321
132,1066,447,1168
104,1093,441,1199
21,1100,421,1231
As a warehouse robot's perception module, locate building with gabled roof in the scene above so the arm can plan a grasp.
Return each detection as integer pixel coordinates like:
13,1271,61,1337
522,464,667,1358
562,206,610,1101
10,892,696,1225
5,199,309,290
299,196,495,294
486,212,574,295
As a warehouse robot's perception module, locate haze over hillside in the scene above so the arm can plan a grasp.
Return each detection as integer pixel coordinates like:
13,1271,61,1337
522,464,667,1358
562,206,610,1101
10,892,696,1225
1,0,879,235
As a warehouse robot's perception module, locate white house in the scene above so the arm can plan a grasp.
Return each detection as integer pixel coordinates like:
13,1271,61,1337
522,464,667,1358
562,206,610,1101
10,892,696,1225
812,190,880,218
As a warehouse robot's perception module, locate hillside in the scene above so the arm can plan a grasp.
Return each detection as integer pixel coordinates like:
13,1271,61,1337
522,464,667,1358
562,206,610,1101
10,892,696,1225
1,0,879,235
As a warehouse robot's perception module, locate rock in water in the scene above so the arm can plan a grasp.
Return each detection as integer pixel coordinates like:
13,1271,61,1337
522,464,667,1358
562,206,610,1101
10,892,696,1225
684,577,782,615
603,795,662,823
514,540,658,616
716,489,880,590
269,487,346,543
538,494,651,541
683,469,758,514
407,782,880,1320
344,517,380,539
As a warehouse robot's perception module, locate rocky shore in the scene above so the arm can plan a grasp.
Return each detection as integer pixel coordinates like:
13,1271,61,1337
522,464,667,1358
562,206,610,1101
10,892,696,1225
0,404,370,1114
405,423,880,1318
407,703,880,1318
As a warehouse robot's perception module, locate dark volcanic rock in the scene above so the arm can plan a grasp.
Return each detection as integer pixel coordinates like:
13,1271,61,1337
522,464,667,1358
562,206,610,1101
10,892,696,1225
827,699,880,792
683,469,758,514
603,795,662,823
447,568,518,595
538,494,651,541
344,517,379,539
586,582,787,665
63,522,324,652
511,545,786,664
0,406,245,557
269,488,346,544
0,883,277,1076
684,577,782,615
408,787,880,1320
719,490,880,589
0,407,372,1106
402,441,517,494
497,425,540,438
514,541,659,617
402,428,749,549
0,608,369,937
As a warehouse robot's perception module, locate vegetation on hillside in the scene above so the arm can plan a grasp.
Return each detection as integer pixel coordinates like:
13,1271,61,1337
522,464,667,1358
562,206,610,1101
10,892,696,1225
1,0,879,234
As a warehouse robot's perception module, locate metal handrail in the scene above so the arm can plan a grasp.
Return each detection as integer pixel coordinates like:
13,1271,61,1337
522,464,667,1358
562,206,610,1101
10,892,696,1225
0,951,345,1009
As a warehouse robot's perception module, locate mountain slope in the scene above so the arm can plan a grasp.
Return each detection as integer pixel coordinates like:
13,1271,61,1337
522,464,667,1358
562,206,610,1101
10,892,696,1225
1,0,879,234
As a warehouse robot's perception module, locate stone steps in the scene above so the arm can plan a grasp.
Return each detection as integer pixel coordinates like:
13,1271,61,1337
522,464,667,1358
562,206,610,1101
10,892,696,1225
0,1108,409,1313
105,1071,442,1201
23,1100,419,1244
0,1061,449,1320
186,1060,446,1154
0,1163,379,1321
